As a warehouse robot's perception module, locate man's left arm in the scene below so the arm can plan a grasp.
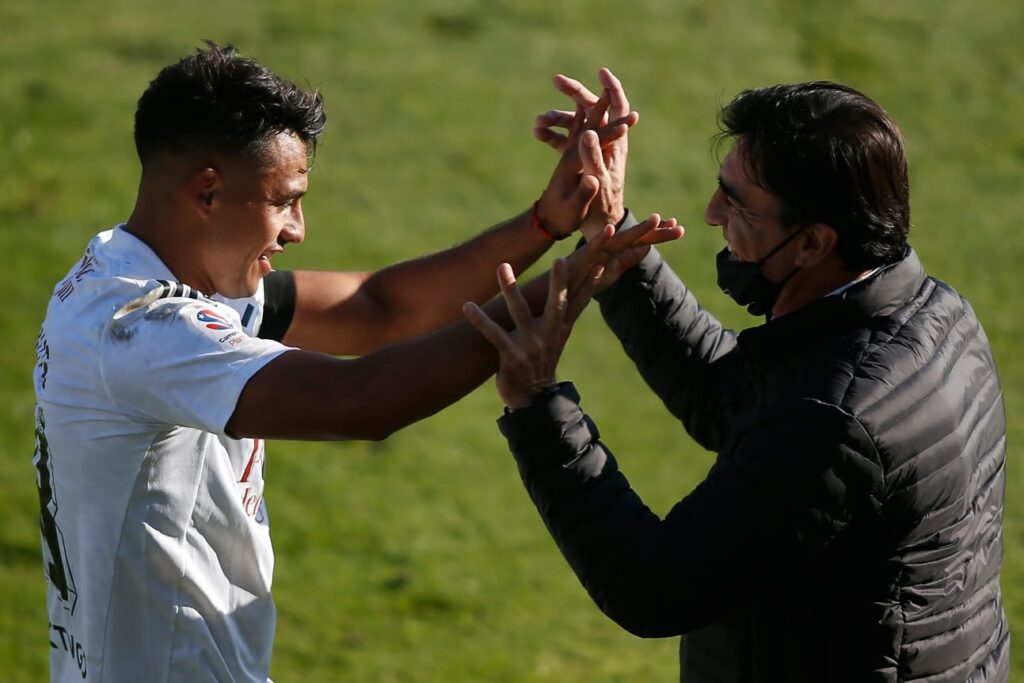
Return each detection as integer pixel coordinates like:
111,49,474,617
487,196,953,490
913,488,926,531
278,209,570,356
272,70,637,356
498,391,884,637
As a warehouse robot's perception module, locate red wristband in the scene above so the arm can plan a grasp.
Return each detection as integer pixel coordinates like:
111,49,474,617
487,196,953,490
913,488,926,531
531,200,570,241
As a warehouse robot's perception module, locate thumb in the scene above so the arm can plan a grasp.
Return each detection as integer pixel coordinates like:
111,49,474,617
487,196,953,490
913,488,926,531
575,174,600,220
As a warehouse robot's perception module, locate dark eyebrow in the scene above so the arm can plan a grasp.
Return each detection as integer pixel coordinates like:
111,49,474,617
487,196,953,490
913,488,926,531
273,188,306,204
718,175,746,207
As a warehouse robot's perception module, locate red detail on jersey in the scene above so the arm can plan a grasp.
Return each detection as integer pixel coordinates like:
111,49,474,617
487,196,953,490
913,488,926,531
239,439,262,483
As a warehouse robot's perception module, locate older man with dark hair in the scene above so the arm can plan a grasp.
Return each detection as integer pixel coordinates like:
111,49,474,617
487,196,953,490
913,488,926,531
468,80,1009,681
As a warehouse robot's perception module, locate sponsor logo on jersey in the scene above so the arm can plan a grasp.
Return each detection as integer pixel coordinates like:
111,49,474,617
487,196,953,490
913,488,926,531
197,309,232,331
49,622,87,677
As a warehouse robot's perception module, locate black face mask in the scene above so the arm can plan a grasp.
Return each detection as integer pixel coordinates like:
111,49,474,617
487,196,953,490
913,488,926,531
715,226,806,317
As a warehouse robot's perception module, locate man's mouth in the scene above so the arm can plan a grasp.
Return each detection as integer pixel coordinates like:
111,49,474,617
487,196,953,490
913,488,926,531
258,250,279,274
259,247,284,265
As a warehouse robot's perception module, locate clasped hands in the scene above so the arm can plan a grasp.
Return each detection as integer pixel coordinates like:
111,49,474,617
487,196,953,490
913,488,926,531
464,69,683,409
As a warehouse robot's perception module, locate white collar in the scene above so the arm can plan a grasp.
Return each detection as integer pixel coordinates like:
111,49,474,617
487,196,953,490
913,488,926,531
107,224,179,282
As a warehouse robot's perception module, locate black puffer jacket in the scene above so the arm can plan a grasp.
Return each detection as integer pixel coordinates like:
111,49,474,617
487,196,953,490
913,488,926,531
498,247,1009,682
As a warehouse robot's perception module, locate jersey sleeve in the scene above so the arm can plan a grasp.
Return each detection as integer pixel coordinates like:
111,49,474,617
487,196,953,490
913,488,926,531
257,270,297,341
99,294,291,435
212,271,296,341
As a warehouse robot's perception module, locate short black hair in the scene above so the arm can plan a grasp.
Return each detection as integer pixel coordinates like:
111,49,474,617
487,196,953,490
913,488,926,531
134,41,326,166
716,82,910,270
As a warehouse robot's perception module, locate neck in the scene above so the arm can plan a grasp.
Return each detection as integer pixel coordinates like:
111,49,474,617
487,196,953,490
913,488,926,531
125,183,215,295
771,263,871,319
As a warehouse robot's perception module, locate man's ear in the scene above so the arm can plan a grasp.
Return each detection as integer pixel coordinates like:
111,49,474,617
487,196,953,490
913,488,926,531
189,167,220,218
795,222,839,267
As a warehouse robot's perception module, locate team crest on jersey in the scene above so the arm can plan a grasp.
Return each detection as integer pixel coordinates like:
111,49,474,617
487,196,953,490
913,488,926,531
187,305,246,346
197,309,232,331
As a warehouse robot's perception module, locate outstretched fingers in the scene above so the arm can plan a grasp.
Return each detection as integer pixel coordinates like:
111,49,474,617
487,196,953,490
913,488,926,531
569,104,586,138
632,216,684,247
534,106,585,152
463,301,512,352
606,213,662,250
537,113,634,154
536,110,576,129
585,89,611,131
553,74,600,108
599,68,630,120
607,214,683,251
542,258,570,337
496,263,534,332
534,126,567,151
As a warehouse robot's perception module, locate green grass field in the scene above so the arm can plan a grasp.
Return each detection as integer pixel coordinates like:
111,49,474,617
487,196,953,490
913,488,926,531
2,1,1022,680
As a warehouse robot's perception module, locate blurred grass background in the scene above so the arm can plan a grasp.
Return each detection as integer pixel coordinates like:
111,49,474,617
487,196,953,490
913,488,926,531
1,0,1022,680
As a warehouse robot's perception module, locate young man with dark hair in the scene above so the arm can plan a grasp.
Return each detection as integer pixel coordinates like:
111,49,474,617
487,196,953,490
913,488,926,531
469,80,1009,681
32,43,679,681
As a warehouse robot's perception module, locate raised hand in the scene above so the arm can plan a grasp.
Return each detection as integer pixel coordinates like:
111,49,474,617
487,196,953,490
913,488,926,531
535,68,638,240
536,69,636,241
463,258,599,409
568,213,684,294
463,214,683,409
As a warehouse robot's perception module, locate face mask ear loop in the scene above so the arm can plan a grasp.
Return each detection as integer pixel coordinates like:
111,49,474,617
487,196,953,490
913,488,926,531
756,223,809,267
756,224,808,321
763,259,805,321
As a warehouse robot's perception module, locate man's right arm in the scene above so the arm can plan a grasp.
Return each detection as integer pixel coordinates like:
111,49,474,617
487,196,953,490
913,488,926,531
228,318,496,441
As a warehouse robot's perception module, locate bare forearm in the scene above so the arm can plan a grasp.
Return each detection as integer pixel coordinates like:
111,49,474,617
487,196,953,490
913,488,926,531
285,211,558,356
231,320,498,441
346,275,555,438
358,210,555,338
230,270,555,442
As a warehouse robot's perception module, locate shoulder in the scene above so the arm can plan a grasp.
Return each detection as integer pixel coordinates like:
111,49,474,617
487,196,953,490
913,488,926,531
108,281,248,349
834,275,1000,477
845,275,987,409
97,281,289,432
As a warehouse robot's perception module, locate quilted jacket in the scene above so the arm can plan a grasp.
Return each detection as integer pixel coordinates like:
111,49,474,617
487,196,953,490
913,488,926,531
498,247,1009,682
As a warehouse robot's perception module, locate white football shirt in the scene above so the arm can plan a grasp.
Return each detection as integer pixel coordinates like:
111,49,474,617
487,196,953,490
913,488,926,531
34,226,291,682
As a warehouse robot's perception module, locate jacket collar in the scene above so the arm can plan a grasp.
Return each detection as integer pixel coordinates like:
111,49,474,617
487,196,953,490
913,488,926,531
737,246,927,364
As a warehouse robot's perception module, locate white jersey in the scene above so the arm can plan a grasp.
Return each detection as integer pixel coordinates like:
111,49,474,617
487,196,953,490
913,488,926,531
33,226,292,682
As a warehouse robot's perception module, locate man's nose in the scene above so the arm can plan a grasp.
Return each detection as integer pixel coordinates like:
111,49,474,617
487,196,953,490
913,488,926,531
281,211,305,245
705,188,726,227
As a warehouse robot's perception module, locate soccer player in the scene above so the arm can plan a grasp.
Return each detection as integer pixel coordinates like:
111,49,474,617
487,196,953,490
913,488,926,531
32,43,679,681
